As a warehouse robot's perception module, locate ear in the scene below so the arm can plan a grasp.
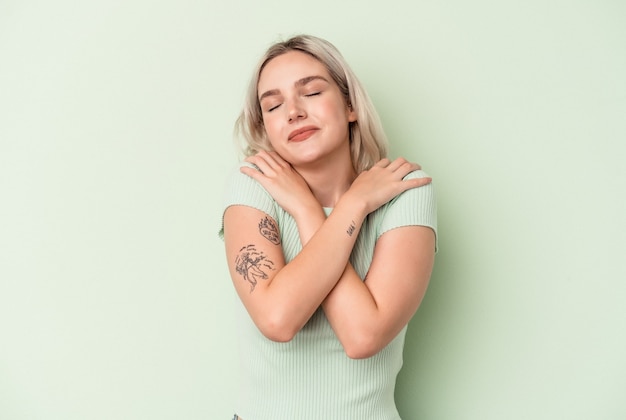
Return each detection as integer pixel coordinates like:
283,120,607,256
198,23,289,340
347,102,357,122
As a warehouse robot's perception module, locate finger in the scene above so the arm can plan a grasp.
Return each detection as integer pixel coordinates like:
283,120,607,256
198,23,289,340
240,164,265,179
388,158,422,177
386,157,409,172
245,152,281,175
405,177,432,188
266,151,291,168
257,150,294,171
255,150,281,168
374,158,391,167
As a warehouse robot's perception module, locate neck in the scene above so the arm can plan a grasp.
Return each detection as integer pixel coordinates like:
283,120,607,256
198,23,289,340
294,156,356,208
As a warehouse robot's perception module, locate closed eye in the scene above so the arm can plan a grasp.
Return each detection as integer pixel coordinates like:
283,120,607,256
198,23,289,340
305,92,321,97
267,103,282,112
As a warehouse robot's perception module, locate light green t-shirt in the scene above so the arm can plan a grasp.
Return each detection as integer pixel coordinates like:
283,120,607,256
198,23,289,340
219,163,437,420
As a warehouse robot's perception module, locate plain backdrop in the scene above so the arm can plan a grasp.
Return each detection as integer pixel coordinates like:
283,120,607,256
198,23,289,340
1,0,625,419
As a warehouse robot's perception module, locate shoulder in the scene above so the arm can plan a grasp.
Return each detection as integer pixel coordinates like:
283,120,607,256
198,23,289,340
375,169,438,249
222,162,272,203
388,169,436,209
219,162,280,240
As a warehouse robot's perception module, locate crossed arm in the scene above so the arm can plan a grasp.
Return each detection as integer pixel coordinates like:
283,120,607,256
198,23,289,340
222,152,435,358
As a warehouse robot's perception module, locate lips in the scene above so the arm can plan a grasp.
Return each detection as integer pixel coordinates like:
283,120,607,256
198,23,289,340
288,126,319,142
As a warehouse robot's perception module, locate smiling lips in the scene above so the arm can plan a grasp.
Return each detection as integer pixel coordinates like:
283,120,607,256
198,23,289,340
288,126,319,142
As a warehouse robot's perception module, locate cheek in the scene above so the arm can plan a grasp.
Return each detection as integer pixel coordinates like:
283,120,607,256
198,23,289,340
263,119,284,149
323,100,351,123
262,117,279,138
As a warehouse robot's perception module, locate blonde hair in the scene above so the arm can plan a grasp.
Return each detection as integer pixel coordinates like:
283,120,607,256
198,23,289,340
234,34,388,173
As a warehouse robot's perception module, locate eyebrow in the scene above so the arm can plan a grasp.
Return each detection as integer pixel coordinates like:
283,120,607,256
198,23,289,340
259,75,330,101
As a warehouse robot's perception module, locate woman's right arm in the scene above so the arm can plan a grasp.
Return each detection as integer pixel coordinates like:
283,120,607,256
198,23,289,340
223,196,366,342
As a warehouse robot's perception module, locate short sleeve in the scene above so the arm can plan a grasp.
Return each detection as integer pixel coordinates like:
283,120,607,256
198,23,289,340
218,162,278,240
378,170,438,251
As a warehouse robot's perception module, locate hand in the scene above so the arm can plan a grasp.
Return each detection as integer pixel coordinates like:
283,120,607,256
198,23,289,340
241,151,320,217
344,157,431,214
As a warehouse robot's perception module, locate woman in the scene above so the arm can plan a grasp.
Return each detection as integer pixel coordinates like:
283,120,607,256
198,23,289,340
219,34,437,420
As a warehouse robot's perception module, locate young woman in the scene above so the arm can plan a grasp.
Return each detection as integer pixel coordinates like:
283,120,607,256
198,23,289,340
219,34,437,420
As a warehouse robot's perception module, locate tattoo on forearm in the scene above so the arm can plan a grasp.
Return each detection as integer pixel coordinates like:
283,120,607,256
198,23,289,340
259,216,281,245
346,220,356,236
235,244,275,292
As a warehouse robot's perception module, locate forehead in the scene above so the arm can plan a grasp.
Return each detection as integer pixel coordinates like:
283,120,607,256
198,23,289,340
258,50,329,89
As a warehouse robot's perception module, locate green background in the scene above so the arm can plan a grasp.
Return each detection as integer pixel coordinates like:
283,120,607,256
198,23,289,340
1,0,625,418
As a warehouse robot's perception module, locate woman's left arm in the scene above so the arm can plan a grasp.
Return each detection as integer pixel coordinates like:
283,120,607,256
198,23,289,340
322,225,435,359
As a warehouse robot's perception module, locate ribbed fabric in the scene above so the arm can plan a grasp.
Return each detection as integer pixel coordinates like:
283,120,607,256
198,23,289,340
219,163,437,420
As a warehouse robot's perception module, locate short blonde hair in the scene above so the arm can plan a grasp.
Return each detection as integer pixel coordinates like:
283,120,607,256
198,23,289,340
234,34,388,173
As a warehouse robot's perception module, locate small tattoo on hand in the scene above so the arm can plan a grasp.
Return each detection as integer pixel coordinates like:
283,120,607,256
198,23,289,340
346,221,356,236
235,244,275,292
259,216,281,245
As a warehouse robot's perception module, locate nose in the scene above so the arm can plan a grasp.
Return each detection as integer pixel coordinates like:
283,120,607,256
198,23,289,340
287,97,306,122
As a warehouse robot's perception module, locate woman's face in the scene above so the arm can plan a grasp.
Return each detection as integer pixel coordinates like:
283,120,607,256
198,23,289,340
257,50,356,168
